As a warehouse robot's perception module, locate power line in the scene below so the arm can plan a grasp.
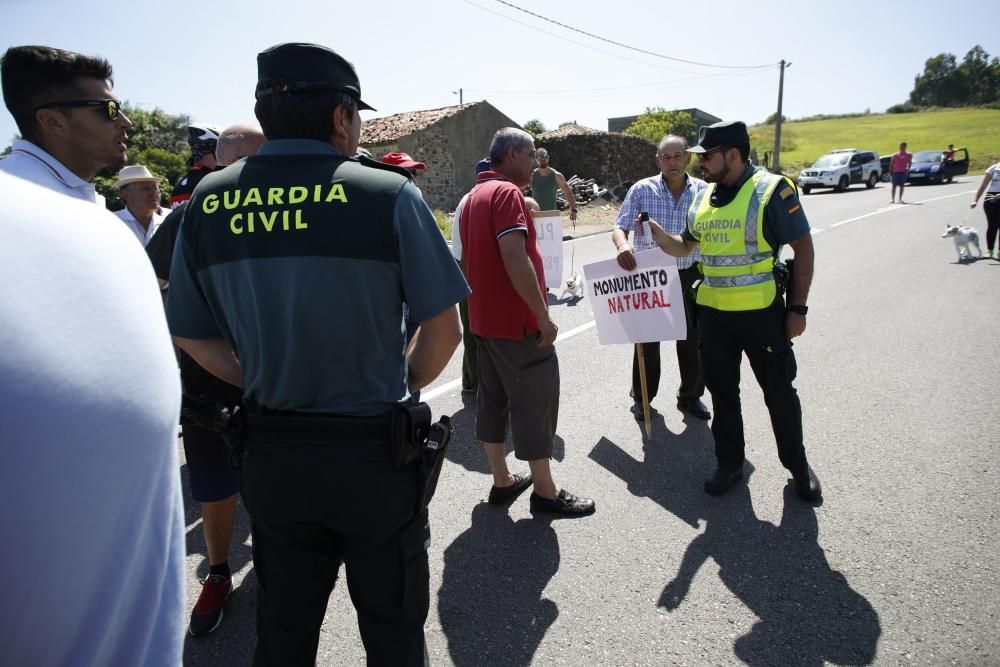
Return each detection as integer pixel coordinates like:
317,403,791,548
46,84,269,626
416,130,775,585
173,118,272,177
462,0,709,75
492,0,777,70
466,67,769,97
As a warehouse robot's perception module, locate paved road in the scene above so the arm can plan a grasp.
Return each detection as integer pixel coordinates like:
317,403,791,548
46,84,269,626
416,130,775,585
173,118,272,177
181,177,999,666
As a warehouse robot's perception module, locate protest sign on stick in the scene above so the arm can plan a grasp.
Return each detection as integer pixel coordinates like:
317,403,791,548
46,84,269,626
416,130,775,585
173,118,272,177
532,210,563,290
582,250,688,345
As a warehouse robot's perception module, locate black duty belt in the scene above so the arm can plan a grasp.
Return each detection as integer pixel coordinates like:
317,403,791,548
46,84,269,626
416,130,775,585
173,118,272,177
246,408,394,446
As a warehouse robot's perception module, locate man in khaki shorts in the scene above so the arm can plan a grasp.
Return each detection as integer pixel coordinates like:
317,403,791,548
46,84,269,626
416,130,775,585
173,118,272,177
459,127,594,517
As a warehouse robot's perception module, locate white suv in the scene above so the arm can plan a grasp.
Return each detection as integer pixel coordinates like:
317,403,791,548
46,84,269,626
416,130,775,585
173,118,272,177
798,149,881,194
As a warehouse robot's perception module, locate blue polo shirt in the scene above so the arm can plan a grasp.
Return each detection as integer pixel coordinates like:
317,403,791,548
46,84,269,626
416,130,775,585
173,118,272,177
166,139,468,415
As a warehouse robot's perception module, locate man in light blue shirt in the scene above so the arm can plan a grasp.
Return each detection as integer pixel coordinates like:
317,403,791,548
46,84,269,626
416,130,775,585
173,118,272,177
611,134,710,421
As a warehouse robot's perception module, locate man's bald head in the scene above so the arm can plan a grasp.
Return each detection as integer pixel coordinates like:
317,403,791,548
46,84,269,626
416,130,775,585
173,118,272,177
216,122,266,166
657,134,687,153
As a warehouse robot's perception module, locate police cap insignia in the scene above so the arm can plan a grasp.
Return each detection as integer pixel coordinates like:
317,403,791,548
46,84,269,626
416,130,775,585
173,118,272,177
255,43,375,111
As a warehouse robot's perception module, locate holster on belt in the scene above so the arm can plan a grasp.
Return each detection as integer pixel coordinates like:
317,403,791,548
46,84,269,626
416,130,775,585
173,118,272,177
181,393,247,469
391,402,432,469
391,403,453,512
418,415,453,512
774,257,795,300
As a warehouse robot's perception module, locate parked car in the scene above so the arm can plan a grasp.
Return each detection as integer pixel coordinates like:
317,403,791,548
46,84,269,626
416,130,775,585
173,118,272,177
798,149,881,194
907,148,969,184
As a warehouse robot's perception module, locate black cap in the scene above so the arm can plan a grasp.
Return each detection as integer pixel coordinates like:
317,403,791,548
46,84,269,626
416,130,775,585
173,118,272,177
255,43,375,111
687,120,749,154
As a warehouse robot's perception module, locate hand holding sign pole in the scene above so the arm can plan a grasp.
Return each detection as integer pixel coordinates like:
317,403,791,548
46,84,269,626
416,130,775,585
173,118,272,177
583,221,688,439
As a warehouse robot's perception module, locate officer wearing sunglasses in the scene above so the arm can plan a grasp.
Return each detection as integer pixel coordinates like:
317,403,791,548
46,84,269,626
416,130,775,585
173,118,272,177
1,46,132,206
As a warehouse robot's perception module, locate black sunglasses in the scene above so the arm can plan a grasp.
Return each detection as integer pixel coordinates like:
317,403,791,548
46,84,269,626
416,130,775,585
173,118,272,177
36,99,123,121
696,146,728,161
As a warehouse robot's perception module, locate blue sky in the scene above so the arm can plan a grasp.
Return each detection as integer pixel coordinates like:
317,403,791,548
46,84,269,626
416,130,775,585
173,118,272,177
2,0,998,147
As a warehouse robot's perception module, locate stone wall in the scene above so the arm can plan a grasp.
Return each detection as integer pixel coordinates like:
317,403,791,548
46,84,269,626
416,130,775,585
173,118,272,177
369,128,456,212
536,132,658,194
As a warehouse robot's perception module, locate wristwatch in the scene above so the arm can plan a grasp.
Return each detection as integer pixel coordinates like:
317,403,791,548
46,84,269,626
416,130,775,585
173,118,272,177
788,304,808,315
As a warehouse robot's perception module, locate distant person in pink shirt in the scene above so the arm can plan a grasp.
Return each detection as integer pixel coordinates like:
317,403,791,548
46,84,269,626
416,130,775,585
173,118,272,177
889,142,912,204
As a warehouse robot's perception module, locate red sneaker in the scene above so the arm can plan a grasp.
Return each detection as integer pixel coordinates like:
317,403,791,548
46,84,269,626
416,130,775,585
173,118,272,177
188,574,233,637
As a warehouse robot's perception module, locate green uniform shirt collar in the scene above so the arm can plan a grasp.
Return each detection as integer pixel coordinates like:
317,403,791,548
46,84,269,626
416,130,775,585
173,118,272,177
257,139,345,157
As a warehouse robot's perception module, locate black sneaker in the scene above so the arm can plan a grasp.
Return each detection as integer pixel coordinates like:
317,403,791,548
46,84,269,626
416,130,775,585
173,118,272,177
189,574,233,637
488,473,533,505
529,489,596,516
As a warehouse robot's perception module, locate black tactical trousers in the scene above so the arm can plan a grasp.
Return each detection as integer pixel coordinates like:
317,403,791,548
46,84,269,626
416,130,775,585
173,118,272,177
242,438,429,667
697,299,807,473
631,265,705,403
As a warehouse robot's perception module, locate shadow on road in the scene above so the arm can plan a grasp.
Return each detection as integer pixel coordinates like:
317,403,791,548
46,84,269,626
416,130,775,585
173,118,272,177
589,428,881,665
445,395,565,474
438,503,560,666
179,461,257,666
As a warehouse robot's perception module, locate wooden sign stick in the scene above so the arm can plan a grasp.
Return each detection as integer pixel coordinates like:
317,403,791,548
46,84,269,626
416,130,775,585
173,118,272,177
636,343,652,439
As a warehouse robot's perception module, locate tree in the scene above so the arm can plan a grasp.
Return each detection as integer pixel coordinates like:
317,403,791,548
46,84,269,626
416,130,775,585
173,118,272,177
909,53,965,106
523,118,546,137
957,45,1000,105
623,107,696,145
908,46,1000,107
764,112,787,125
558,120,578,128
95,103,190,210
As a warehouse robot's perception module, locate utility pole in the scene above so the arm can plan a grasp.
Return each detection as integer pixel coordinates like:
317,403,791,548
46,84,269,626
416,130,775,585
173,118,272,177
453,88,463,104
771,60,791,173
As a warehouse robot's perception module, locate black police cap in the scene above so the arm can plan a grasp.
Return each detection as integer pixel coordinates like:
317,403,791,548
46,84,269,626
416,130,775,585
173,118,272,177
255,42,375,111
687,120,750,154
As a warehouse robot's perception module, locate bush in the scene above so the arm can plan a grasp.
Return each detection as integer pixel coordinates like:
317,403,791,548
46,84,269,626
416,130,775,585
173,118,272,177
887,102,922,114
433,209,451,239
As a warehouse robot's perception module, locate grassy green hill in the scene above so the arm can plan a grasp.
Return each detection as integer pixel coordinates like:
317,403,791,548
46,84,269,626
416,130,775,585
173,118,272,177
749,108,1000,177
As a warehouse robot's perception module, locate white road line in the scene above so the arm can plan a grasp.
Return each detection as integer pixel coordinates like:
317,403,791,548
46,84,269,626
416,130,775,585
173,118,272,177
421,321,597,401
830,190,974,228
421,378,463,402
555,319,597,342
812,228,825,234
911,189,976,205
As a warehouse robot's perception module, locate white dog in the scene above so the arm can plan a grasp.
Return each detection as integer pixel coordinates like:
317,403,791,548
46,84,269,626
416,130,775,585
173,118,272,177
942,224,982,261
559,270,585,300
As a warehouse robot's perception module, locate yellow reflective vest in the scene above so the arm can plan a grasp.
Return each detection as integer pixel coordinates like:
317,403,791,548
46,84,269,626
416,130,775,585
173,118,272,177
687,168,786,311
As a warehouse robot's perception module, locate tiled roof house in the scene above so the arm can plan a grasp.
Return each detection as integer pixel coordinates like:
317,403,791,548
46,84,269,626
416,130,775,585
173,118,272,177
361,100,520,210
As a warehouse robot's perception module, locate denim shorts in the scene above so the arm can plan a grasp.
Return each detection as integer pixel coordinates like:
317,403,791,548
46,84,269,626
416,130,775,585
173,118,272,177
891,171,908,187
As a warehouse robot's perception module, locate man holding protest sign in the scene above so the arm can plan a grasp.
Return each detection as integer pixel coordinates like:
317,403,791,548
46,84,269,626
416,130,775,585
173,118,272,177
612,134,709,423
460,128,595,517
645,121,822,503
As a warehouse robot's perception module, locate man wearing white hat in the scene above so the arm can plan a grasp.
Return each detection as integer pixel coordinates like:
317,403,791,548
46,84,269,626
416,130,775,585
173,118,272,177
114,165,168,246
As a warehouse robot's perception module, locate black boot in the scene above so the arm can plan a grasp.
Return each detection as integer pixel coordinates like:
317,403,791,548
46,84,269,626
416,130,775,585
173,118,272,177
704,465,744,496
792,465,822,502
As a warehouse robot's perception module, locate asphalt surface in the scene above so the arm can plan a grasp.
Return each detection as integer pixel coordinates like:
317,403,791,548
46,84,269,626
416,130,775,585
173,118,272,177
180,177,999,666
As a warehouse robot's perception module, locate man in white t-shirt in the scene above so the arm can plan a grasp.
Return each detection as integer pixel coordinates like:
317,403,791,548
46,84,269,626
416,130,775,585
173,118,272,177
0,45,132,205
970,162,1000,258
0,171,185,666
114,164,169,245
